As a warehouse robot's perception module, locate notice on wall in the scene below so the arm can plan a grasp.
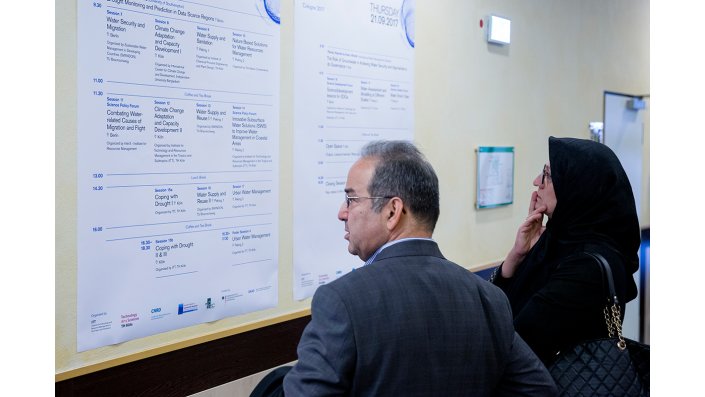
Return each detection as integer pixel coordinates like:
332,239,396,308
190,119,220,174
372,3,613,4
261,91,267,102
292,0,415,300
476,147,514,209
77,0,281,352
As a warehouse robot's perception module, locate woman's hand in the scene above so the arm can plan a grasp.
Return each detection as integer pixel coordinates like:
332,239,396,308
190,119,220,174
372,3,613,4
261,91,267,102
501,192,547,278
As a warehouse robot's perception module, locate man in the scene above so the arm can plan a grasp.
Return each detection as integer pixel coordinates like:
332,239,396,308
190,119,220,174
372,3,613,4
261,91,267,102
270,140,556,396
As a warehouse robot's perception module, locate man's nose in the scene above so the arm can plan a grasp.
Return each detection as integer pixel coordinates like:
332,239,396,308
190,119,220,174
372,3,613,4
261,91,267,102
338,202,348,221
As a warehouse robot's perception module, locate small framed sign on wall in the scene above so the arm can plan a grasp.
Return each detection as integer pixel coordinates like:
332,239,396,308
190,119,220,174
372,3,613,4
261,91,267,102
475,146,514,209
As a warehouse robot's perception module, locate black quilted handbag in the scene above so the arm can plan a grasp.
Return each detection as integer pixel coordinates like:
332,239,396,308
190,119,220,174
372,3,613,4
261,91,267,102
547,252,650,396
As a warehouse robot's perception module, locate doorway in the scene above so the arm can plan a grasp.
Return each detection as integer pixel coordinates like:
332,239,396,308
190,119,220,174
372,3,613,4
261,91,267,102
603,91,650,343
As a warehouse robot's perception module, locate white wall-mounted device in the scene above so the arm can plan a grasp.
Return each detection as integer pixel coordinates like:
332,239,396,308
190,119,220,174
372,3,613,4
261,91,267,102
487,15,511,45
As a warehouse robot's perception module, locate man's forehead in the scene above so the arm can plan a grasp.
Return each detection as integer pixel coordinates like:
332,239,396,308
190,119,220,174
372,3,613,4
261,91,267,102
348,160,376,185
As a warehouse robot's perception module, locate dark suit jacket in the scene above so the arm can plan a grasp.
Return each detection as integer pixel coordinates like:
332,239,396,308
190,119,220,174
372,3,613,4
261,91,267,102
283,240,556,396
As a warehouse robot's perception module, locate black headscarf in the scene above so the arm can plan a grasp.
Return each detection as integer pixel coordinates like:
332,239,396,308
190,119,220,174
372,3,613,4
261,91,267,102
548,136,640,270
506,136,640,305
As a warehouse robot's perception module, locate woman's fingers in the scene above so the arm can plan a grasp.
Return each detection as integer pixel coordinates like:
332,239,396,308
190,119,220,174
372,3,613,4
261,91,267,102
524,205,545,224
528,191,538,214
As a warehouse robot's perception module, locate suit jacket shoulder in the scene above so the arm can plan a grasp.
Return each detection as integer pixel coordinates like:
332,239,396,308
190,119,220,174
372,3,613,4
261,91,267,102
284,239,557,396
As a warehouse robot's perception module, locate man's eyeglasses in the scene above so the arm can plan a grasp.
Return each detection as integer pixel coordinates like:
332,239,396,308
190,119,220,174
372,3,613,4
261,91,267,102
344,194,394,208
541,164,551,186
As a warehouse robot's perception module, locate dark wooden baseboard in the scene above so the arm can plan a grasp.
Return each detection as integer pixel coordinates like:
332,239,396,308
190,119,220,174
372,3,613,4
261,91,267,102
56,315,311,397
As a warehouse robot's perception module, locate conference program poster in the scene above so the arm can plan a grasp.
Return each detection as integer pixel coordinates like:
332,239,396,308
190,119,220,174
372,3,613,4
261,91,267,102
77,0,281,351
292,0,416,299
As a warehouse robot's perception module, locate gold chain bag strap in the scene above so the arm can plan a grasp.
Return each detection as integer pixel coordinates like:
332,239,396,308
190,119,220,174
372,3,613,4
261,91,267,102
547,252,650,397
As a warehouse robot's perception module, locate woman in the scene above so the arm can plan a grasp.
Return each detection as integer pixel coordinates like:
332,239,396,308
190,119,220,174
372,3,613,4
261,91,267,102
491,136,640,364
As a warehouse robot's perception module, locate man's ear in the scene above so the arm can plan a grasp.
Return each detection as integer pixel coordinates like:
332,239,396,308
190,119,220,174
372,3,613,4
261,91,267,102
386,197,404,229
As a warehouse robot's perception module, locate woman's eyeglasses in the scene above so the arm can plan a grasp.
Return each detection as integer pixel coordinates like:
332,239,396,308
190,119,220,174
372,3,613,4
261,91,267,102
541,164,551,186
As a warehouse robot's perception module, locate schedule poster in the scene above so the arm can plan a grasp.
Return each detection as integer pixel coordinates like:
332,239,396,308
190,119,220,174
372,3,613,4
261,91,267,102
77,0,281,351
292,0,415,300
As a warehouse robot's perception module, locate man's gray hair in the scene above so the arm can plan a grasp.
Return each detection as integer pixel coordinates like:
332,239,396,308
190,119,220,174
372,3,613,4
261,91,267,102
360,140,440,231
